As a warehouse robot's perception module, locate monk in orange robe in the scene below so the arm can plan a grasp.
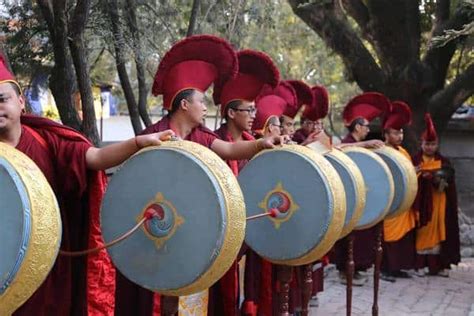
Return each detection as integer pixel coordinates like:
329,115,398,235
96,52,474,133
412,114,460,276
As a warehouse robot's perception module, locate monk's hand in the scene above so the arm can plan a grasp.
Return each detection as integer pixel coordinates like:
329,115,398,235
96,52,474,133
364,139,384,149
259,135,287,150
135,129,175,148
301,130,322,146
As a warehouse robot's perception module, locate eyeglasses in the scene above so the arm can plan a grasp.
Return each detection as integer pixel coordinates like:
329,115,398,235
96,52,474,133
270,123,281,128
231,107,257,115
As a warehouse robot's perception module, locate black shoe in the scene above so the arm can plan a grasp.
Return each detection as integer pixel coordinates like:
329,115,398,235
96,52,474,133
392,270,412,279
380,272,396,282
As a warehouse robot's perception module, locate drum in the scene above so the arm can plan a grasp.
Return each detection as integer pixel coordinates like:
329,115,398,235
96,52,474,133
342,147,394,229
238,145,345,266
101,140,245,296
374,147,417,219
323,149,366,238
0,143,61,315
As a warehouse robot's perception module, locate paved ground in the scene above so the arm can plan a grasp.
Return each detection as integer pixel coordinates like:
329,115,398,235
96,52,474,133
309,258,474,316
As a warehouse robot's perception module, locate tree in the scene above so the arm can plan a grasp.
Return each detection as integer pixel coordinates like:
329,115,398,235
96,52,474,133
287,0,474,151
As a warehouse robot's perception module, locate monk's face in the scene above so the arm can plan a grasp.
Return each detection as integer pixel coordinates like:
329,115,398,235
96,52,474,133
265,116,281,138
228,100,256,132
0,82,24,134
184,90,207,125
384,128,403,146
301,119,315,134
313,119,324,134
421,140,438,157
280,116,295,137
355,118,370,140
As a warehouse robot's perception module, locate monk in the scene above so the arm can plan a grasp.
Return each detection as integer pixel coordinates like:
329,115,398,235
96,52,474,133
0,56,173,316
380,101,417,282
211,49,280,316
114,35,285,316
333,92,388,286
412,114,460,277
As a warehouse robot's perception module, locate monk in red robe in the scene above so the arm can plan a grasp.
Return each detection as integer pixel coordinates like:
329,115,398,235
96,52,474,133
381,101,417,281
210,49,280,316
113,35,284,316
333,93,388,286
0,56,173,316
412,114,460,277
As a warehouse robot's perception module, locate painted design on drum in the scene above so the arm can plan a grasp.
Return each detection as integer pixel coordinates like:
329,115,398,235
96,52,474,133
138,193,184,249
0,143,61,315
0,159,31,295
258,182,300,229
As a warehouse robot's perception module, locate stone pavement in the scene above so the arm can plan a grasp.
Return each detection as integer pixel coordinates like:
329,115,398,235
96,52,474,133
309,258,474,315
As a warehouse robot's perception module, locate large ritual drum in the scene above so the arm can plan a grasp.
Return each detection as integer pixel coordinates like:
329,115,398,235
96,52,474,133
238,145,345,266
101,140,245,296
0,143,61,315
374,147,418,219
323,149,366,238
342,147,394,230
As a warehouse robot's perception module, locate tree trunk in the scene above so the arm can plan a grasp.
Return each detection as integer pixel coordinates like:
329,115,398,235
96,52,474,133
125,0,152,127
108,0,143,135
287,0,474,155
186,0,201,37
37,0,82,131
69,0,100,145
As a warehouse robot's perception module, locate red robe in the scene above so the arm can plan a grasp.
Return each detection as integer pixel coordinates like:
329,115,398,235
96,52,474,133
207,123,254,316
13,115,115,316
114,116,217,316
412,152,460,272
332,134,377,271
291,128,309,145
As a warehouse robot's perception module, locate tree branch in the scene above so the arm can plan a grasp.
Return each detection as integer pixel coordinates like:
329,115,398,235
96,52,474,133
186,0,200,37
423,2,473,92
287,0,385,92
428,63,474,133
340,0,370,36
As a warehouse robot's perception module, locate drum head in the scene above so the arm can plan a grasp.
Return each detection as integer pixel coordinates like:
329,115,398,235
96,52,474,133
342,147,394,229
0,143,61,315
323,149,366,238
101,140,245,296
374,147,417,219
239,145,345,266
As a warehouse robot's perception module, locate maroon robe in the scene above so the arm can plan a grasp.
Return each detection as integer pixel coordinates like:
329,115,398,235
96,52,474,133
332,133,377,271
208,123,254,316
114,115,217,316
292,128,308,145
412,152,460,272
13,115,115,316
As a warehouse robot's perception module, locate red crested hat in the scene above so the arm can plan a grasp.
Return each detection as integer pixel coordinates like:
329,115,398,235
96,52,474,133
152,35,238,110
286,80,312,118
213,49,279,116
253,82,297,131
383,101,412,130
422,113,438,141
302,85,329,121
342,92,391,126
0,54,21,92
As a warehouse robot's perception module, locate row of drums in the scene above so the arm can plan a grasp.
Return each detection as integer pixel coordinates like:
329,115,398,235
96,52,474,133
0,140,418,314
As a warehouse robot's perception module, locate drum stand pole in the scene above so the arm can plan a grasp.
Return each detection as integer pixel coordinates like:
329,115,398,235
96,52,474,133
301,264,313,316
346,233,355,316
161,295,179,316
277,265,293,316
372,223,383,316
